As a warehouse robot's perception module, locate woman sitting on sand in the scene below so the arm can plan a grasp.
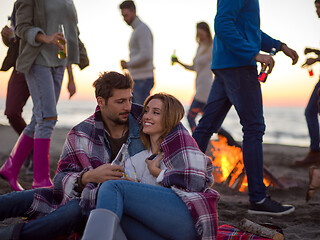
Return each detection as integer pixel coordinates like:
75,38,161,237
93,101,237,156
82,93,220,240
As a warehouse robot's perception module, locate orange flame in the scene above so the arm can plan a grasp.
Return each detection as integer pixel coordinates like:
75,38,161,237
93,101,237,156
207,136,273,192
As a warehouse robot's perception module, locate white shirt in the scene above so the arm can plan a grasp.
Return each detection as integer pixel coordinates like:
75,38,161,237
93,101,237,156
123,150,166,185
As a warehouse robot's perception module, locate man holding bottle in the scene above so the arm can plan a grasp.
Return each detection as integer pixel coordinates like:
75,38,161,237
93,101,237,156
193,0,299,215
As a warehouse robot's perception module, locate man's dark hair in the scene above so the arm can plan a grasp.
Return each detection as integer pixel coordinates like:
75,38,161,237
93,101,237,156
119,1,136,11
93,71,134,102
316,0,320,3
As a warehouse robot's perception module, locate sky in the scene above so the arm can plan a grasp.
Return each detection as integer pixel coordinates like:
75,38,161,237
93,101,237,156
0,0,319,107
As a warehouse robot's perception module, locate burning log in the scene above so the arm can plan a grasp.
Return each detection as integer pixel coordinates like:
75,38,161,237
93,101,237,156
207,137,283,192
238,218,284,240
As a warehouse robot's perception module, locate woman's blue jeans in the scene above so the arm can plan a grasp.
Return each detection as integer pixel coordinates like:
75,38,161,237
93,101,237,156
193,66,266,203
24,64,65,139
0,190,84,240
97,180,197,240
305,79,320,151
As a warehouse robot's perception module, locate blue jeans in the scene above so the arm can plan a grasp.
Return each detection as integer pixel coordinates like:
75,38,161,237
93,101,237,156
97,180,197,240
193,66,266,202
0,190,84,240
305,79,320,151
24,64,65,139
132,77,154,105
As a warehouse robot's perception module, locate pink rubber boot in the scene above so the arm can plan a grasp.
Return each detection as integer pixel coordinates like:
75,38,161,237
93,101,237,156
32,138,53,189
0,133,34,191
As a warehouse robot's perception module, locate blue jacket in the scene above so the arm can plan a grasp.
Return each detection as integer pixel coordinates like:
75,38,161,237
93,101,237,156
211,0,281,70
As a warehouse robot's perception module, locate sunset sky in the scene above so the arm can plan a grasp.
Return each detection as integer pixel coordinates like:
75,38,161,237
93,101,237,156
0,0,319,107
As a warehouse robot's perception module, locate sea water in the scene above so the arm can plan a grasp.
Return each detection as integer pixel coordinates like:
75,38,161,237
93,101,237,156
0,98,310,147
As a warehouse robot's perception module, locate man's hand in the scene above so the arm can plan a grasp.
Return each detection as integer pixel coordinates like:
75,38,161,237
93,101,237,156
81,164,124,185
304,47,320,55
301,58,319,68
281,44,299,65
255,53,275,74
1,26,13,46
120,60,128,69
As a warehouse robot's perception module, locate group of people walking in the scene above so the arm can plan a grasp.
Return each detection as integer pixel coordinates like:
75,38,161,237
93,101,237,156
0,0,319,239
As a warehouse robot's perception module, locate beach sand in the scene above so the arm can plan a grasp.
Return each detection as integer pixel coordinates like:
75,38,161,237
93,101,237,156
0,124,319,239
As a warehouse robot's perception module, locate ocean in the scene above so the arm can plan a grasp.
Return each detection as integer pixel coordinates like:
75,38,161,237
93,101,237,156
0,98,311,147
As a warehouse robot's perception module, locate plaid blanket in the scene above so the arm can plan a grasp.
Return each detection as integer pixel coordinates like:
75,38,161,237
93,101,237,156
161,123,220,239
217,225,273,240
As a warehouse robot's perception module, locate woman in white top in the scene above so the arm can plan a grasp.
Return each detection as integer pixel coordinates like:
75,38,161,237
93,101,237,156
172,22,213,132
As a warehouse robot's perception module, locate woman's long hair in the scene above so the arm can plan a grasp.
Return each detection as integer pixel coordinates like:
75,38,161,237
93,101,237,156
196,21,213,55
140,93,185,151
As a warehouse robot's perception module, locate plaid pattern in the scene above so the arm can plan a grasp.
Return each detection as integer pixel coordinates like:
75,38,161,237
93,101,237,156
161,123,220,239
217,225,273,240
26,104,143,218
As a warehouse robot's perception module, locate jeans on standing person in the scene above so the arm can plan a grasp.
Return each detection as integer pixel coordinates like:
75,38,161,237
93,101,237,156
187,98,205,133
305,79,320,152
132,77,154,105
5,69,30,135
193,66,266,203
97,180,197,240
0,190,84,240
23,64,65,139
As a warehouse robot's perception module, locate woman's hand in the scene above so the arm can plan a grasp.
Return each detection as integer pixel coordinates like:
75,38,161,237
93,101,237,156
145,154,163,177
36,32,66,49
66,65,76,98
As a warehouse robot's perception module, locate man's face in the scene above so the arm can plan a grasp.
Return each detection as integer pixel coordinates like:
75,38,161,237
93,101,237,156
316,3,320,18
121,8,136,25
99,88,132,126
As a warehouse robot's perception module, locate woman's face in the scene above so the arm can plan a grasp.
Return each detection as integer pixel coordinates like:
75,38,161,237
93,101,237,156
142,99,164,139
197,28,208,43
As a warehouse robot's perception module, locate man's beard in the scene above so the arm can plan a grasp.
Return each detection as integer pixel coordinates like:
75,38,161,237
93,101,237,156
112,112,130,125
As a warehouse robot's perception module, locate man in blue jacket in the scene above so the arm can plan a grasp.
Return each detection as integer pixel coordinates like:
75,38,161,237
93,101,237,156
193,0,299,215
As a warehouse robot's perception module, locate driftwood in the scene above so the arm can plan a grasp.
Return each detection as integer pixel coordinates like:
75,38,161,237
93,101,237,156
238,218,284,240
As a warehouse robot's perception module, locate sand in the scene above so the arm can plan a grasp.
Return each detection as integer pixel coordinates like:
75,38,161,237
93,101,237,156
0,124,319,239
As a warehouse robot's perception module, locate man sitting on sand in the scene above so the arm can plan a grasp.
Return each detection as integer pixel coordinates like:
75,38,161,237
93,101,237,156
0,71,146,239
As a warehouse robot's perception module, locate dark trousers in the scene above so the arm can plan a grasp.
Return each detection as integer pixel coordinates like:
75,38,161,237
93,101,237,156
5,69,30,135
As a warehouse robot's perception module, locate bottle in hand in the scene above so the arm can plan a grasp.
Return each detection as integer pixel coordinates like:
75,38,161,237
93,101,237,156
58,24,67,59
171,50,177,65
258,48,276,83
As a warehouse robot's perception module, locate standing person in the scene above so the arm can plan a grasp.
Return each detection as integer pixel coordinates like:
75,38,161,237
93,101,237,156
82,93,219,240
0,0,82,191
0,4,80,176
172,22,214,133
1,6,29,136
119,0,155,105
0,71,146,239
172,21,240,147
193,0,299,215
294,1,320,167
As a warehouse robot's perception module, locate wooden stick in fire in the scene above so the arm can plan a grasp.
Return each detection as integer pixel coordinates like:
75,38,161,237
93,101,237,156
238,218,284,240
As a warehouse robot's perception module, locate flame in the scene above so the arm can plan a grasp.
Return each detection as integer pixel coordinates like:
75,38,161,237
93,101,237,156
207,136,275,192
